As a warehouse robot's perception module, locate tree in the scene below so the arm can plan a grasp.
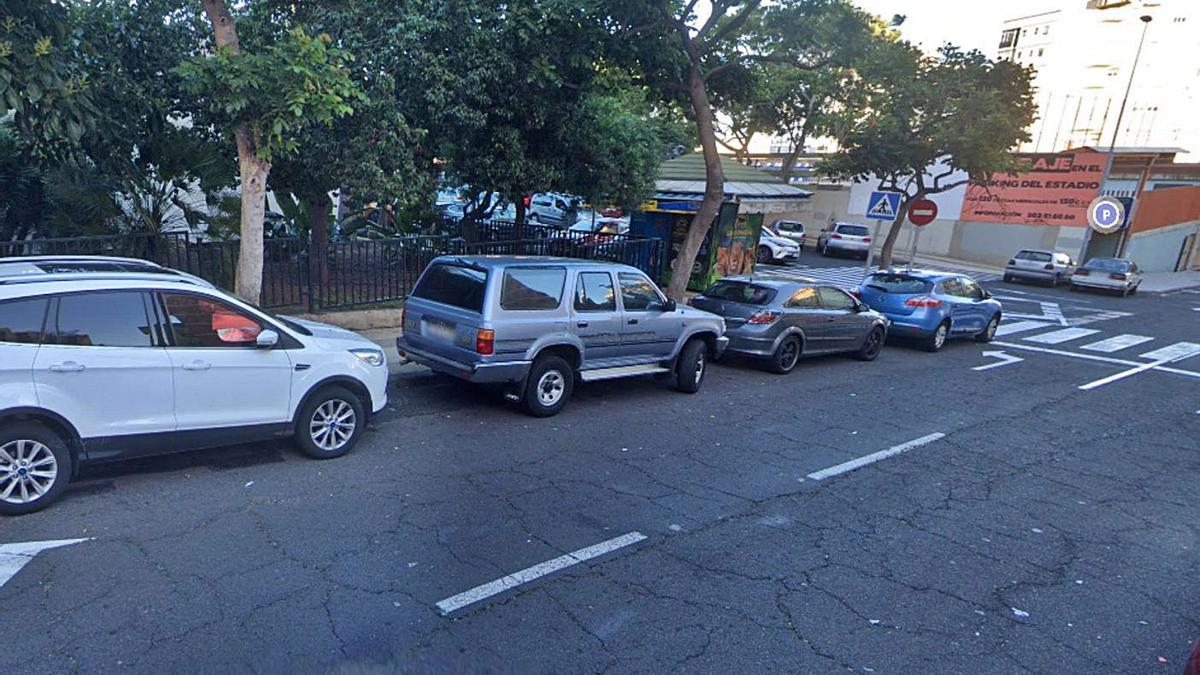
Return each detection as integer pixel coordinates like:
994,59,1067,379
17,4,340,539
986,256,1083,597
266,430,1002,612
181,0,364,303
822,44,1037,268
603,0,874,299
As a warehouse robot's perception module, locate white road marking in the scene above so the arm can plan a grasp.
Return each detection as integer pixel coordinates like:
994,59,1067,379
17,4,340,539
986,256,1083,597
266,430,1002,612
992,341,1200,382
1139,342,1200,362
1080,334,1155,353
0,538,90,589
1023,327,1101,345
972,350,1023,371
435,532,647,615
807,433,946,481
1078,345,1200,390
995,320,1053,337
1005,301,1068,326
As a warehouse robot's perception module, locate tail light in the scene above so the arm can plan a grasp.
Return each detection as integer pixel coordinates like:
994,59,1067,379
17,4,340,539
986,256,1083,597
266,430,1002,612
1110,273,1128,280
831,233,844,239
849,289,862,299
748,310,782,325
1074,269,1089,276
1043,263,1054,270
863,237,872,243
904,296,942,308
475,328,495,355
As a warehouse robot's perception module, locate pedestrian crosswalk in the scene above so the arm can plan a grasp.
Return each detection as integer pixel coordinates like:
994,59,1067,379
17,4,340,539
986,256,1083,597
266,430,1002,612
996,319,1199,364
1023,327,1100,345
761,263,1002,288
1079,334,1155,353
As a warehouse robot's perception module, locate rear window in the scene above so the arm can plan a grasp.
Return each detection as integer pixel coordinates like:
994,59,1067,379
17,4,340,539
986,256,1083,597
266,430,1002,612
1015,251,1052,262
864,273,933,294
0,298,49,344
1084,258,1129,272
703,280,777,305
500,267,566,310
412,263,488,313
836,224,870,237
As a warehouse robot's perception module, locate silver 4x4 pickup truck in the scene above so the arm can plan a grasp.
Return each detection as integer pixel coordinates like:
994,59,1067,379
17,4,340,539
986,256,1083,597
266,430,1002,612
396,256,728,416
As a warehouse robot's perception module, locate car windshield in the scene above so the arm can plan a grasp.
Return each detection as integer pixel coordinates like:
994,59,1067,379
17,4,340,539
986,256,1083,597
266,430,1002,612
1084,258,1130,272
837,224,870,236
864,273,934,294
703,280,777,305
1016,251,1052,262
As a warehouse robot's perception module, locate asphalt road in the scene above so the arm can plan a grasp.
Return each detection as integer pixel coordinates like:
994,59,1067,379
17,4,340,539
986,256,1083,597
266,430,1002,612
3,252,1199,674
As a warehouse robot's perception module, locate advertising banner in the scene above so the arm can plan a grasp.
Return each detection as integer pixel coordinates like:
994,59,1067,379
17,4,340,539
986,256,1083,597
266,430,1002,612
962,152,1105,226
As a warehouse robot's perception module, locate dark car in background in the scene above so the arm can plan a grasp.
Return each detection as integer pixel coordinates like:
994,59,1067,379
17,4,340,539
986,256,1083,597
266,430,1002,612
856,270,1002,352
690,278,888,374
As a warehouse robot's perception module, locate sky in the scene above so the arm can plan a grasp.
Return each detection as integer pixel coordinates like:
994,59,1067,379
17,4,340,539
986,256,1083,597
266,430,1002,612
850,0,1057,54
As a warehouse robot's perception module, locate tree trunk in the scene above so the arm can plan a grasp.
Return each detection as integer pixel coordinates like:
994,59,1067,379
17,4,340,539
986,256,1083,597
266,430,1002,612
668,63,726,301
514,196,527,241
308,191,332,294
202,0,269,304
877,197,912,270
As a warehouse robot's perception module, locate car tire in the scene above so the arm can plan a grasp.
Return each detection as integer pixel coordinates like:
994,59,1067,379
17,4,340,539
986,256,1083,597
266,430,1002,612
673,339,707,393
522,354,573,417
853,327,885,361
1130,283,1139,295
975,314,1000,343
0,422,73,516
1003,273,1014,283
756,246,773,265
294,386,367,459
821,242,830,256
768,336,802,374
923,321,950,353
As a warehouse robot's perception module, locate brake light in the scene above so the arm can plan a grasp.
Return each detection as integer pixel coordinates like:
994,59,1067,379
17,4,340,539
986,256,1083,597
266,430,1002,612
1074,269,1089,276
831,233,844,239
863,237,872,243
475,328,495,355
748,310,782,325
1043,263,1054,270
1110,273,1127,280
904,296,942,308
849,289,862,299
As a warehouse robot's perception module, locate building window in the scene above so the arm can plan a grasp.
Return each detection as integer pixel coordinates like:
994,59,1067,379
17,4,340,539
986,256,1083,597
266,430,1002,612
1043,24,1050,35
999,28,1019,49
1038,48,1044,57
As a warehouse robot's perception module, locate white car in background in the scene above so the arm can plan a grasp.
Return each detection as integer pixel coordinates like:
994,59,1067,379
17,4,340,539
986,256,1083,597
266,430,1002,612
771,220,806,251
0,256,388,515
757,226,801,264
1070,257,1144,296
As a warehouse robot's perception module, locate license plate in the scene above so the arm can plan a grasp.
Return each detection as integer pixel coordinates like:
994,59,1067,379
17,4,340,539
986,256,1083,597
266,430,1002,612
421,320,456,343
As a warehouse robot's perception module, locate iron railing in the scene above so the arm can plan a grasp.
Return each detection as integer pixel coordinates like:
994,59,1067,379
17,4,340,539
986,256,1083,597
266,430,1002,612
0,223,664,313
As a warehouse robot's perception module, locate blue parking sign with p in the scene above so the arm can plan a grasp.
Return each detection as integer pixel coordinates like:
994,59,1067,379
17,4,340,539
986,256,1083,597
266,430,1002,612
866,191,902,221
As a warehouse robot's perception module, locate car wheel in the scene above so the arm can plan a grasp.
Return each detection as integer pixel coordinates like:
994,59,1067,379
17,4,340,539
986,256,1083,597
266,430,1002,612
821,242,830,256
295,386,366,459
975,314,1000,343
756,246,773,265
522,354,573,417
1003,273,1014,283
0,422,73,516
1069,284,1080,292
853,327,885,361
769,335,802,374
1049,274,1059,287
923,321,950,353
673,339,707,393
1130,283,1139,295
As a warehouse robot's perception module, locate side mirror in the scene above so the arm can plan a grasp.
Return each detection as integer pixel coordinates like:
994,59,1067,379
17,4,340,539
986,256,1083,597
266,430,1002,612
662,299,678,313
256,329,280,349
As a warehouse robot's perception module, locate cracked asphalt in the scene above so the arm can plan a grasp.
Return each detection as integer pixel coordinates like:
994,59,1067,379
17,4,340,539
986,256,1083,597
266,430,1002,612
2,264,1198,674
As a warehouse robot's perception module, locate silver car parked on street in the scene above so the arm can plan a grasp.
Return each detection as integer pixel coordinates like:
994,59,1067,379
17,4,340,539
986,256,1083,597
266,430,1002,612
1070,257,1143,296
689,278,888,374
1003,249,1076,286
817,222,873,259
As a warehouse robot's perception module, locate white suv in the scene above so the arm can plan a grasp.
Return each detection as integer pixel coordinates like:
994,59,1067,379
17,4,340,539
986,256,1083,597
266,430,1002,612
0,256,389,515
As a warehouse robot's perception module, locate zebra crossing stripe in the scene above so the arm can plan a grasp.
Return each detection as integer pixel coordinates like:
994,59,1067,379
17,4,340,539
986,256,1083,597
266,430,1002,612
1023,327,1101,344
1139,342,1200,362
1079,334,1154,353
994,320,1053,337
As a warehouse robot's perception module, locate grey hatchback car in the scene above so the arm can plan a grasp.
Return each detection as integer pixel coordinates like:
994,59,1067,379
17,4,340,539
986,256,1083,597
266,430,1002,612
396,256,728,416
690,278,889,374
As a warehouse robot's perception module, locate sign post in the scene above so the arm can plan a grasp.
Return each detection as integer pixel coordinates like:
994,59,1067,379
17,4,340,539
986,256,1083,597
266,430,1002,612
904,198,938,272
861,191,903,282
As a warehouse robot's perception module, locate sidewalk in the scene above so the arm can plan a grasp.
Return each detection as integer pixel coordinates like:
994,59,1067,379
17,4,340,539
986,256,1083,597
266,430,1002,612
1138,269,1200,293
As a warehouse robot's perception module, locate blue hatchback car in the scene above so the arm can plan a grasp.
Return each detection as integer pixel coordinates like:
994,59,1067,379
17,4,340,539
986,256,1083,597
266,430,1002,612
856,270,1002,352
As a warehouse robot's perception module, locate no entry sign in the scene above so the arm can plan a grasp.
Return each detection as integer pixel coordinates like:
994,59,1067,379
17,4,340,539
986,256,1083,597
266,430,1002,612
908,199,938,227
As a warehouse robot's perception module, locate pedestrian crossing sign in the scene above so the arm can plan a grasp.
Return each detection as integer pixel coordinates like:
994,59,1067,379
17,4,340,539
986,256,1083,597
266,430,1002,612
866,191,902,221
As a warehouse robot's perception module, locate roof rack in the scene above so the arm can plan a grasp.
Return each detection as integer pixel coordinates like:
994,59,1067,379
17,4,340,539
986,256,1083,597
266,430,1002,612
0,272,210,288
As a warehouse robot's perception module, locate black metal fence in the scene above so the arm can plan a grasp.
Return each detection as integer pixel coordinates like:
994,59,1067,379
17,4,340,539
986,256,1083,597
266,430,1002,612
0,222,664,313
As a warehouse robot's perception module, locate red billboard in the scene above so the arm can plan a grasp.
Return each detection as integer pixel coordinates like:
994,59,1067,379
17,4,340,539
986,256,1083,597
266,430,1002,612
962,152,1106,226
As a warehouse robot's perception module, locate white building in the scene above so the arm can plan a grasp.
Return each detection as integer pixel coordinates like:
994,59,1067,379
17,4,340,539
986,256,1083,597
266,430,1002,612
998,0,1200,159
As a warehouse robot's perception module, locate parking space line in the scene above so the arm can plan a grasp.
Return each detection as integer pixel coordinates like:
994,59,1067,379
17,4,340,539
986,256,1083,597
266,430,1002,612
993,341,1200,381
0,539,90,589
807,433,946,481
1023,327,1100,344
435,531,648,615
995,320,1053,337
1080,334,1154,353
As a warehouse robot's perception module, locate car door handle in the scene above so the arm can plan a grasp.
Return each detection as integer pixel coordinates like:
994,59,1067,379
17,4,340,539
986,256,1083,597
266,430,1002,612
627,319,638,325
48,362,85,373
576,321,589,328
182,360,212,371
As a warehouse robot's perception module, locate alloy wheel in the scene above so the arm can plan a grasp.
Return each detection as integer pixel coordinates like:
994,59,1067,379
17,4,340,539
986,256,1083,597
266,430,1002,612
0,439,58,505
537,370,566,406
779,339,800,371
310,399,357,452
934,325,948,349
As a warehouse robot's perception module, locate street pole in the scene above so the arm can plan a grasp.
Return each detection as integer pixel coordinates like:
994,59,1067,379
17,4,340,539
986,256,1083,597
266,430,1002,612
906,226,921,273
862,220,883,283
1081,14,1152,263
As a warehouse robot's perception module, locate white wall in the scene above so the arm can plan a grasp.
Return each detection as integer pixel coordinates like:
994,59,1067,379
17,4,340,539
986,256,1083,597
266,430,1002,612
1125,221,1200,272
847,158,968,220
